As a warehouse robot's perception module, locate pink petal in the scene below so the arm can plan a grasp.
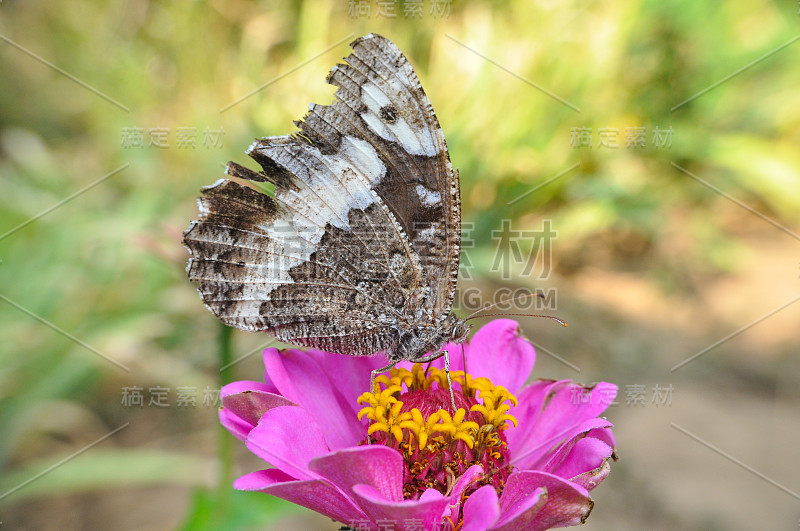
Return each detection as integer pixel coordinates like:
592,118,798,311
351,484,450,531
537,417,613,472
218,380,295,441
495,471,593,531
308,446,404,503
219,408,255,441
305,349,389,412
220,380,276,397
462,485,501,531
451,464,485,501
235,468,367,525
570,457,612,491
513,417,612,470
504,380,567,456
257,349,283,395
245,406,329,481
589,425,617,449
442,465,486,525
550,435,614,480
263,349,364,449
419,488,444,502
465,319,535,394
233,467,295,489
507,380,616,467
262,348,303,402
490,486,547,531
221,389,295,428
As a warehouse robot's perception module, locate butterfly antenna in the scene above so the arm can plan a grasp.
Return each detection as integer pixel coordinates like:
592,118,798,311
467,311,567,327
466,291,546,320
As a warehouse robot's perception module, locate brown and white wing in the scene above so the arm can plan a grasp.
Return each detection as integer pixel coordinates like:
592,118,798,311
299,33,460,319
183,139,423,356
184,34,459,355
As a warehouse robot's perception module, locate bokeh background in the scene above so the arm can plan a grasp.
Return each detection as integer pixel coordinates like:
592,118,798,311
1,1,799,529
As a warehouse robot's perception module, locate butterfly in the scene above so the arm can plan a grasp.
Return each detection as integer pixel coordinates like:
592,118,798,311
184,34,470,399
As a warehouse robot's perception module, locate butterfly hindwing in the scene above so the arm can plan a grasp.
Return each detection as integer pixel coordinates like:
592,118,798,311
185,147,421,355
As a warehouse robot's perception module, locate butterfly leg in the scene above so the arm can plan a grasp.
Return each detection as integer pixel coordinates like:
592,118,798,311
370,361,397,395
411,350,456,412
442,350,456,413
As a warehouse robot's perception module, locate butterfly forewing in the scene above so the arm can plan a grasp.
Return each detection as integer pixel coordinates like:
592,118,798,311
304,34,461,318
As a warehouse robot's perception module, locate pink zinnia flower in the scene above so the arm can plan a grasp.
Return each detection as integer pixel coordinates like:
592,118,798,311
219,319,617,530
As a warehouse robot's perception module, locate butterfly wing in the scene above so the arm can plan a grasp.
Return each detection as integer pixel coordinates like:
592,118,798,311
184,34,459,355
306,33,461,320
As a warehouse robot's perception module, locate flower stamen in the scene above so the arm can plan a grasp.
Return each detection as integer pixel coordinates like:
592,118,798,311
357,364,518,525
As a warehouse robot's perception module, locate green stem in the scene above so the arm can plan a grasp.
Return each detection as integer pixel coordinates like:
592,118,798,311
217,323,234,513
218,323,234,386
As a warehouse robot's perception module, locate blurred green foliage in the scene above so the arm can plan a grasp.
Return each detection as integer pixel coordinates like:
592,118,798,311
1,0,798,527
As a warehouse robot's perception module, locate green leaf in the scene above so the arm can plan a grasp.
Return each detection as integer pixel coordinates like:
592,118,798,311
180,487,303,531
0,449,212,503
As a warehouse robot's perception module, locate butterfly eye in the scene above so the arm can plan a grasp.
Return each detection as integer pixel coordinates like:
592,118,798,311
452,321,470,342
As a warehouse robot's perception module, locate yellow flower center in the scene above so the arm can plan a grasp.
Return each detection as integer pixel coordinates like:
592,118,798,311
357,364,518,507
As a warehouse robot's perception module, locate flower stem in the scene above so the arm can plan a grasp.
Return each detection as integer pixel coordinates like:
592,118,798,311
217,323,234,510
